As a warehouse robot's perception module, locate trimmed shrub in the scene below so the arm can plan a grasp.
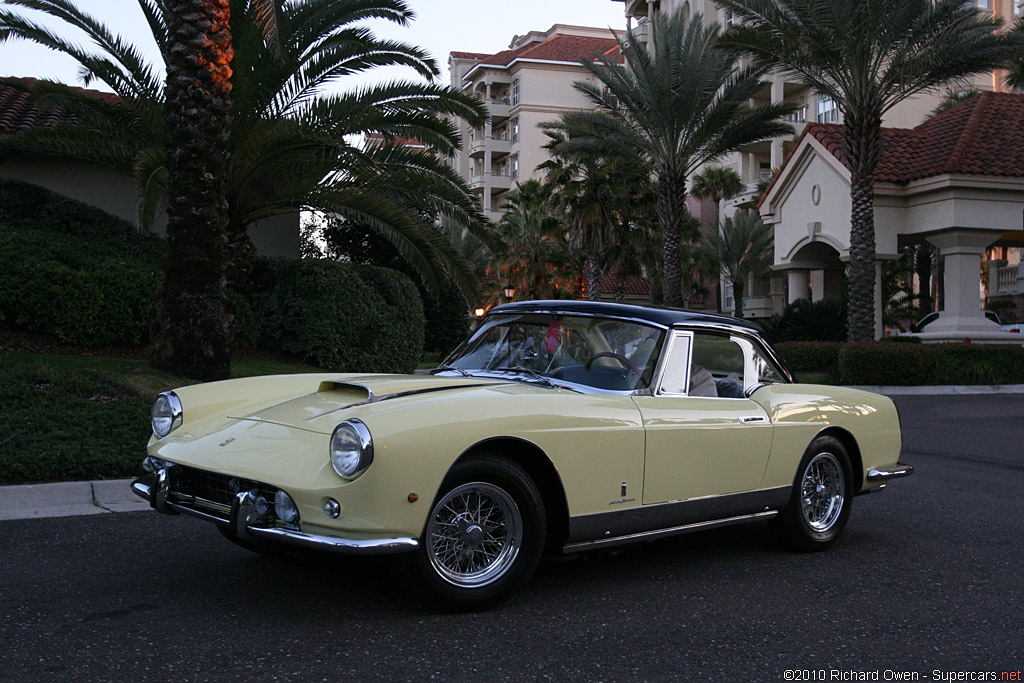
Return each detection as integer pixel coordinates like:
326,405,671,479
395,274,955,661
838,342,936,385
422,281,470,355
0,176,164,260
775,341,843,377
253,258,425,373
0,231,160,346
838,342,1024,385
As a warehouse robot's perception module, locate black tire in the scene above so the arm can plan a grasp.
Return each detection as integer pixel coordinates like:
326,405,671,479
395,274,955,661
399,454,546,611
770,435,853,552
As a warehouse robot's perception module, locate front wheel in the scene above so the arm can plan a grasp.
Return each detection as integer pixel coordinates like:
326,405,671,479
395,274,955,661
770,436,853,552
400,455,546,611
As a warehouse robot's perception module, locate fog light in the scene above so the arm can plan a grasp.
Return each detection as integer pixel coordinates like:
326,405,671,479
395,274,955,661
323,499,340,518
274,489,299,524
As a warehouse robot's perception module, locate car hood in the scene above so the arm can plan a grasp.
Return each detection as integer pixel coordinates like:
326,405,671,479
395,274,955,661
229,374,508,434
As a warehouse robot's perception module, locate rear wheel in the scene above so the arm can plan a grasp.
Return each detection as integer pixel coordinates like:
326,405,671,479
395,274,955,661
770,435,853,552
400,455,546,611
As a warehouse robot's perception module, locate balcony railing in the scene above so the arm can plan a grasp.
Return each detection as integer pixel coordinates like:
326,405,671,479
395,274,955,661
468,136,513,159
994,263,1024,295
470,172,514,192
488,99,512,121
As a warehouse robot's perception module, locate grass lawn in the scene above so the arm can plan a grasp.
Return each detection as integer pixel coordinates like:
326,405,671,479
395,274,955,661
0,351,324,485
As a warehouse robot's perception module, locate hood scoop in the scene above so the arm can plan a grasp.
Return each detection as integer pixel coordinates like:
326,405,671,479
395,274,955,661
231,377,504,430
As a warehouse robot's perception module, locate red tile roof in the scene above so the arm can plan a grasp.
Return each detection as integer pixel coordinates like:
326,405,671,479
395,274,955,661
450,51,492,60
364,132,426,148
596,270,650,298
456,35,623,70
804,92,1024,184
0,78,120,134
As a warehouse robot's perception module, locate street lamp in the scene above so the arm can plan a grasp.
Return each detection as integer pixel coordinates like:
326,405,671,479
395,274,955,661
502,284,516,301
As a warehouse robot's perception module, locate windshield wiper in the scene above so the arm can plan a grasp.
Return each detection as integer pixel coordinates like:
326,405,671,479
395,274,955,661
492,366,559,389
430,365,472,377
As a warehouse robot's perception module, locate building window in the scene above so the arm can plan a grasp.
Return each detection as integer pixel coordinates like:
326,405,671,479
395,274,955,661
512,79,520,106
817,95,837,123
1015,0,1022,14
511,117,519,142
976,0,990,8
511,154,519,178
724,10,737,26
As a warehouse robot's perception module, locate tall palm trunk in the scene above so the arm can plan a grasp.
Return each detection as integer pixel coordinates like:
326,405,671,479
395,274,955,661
657,163,688,307
584,254,601,301
151,0,234,380
732,279,744,318
842,94,883,342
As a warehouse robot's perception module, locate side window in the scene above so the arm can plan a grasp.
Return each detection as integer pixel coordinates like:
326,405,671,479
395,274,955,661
656,331,692,395
690,332,745,398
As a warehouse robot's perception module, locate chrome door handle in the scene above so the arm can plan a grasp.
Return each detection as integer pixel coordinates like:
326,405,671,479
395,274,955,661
739,416,766,424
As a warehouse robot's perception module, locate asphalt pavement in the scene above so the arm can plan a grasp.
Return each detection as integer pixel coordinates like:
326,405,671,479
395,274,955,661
1,394,1022,681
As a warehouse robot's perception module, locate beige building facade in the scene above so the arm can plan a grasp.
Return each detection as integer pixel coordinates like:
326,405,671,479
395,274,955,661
449,25,623,222
614,0,1024,333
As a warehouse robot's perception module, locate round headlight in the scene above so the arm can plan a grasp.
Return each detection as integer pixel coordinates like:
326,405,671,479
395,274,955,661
274,489,299,524
330,420,373,479
151,391,183,438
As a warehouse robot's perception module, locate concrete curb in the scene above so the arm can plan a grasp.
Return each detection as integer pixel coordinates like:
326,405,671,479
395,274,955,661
0,478,147,521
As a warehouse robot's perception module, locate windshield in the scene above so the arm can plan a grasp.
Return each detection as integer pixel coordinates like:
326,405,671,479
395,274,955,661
443,313,665,392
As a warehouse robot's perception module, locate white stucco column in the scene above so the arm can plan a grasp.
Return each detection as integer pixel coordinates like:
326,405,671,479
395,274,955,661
810,270,824,302
925,230,1002,333
770,76,785,169
788,269,810,303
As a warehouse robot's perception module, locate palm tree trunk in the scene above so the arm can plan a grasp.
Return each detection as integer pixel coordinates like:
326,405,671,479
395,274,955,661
584,254,601,301
657,162,687,307
843,97,883,342
150,0,234,380
732,280,744,319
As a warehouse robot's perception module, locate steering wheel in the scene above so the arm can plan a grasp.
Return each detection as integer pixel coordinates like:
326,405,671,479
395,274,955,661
585,352,641,375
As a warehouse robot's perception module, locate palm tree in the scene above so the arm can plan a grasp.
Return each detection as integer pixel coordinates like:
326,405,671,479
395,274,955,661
700,210,773,319
691,166,744,229
490,180,572,301
538,128,649,300
552,8,795,308
717,0,1024,341
0,0,488,297
147,0,234,378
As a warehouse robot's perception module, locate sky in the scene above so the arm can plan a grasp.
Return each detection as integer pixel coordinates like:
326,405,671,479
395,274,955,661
0,0,627,92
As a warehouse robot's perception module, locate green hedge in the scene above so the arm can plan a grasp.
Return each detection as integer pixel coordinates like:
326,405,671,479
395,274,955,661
0,176,164,260
0,230,161,346
775,341,843,377
253,258,425,373
776,339,1024,385
838,343,1024,385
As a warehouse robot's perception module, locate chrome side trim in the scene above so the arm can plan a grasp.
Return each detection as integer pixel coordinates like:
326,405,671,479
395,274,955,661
563,511,778,553
566,486,790,544
867,464,914,482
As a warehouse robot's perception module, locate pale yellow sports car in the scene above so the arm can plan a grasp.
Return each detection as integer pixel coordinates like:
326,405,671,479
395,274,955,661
133,300,912,610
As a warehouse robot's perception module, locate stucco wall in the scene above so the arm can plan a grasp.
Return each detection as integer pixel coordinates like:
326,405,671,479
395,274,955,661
0,158,300,257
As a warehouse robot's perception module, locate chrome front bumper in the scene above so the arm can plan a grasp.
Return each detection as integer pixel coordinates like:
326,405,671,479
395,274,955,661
866,463,914,482
131,474,418,556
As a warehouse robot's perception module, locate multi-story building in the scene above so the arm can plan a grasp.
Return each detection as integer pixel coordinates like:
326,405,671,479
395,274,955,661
448,25,623,223
614,0,1022,325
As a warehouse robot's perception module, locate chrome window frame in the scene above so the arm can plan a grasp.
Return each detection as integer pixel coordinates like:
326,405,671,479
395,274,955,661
654,330,693,396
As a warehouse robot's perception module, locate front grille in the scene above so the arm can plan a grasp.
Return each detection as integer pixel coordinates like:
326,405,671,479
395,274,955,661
169,465,279,520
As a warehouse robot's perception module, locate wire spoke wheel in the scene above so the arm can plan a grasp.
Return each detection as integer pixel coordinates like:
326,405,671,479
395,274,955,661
426,481,523,588
800,452,845,533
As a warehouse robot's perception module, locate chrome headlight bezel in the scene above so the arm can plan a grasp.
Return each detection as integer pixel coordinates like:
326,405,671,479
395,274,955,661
330,419,374,480
151,391,183,438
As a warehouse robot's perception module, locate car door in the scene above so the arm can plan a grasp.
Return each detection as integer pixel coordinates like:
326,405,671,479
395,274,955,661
632,329,773,505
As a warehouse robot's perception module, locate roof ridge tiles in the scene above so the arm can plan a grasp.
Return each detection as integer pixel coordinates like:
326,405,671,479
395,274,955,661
940,90,990,175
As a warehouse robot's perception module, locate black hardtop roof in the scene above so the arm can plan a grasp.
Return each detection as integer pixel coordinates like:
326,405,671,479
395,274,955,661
490,300,766,336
